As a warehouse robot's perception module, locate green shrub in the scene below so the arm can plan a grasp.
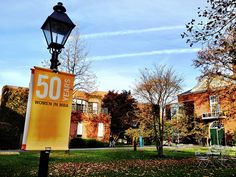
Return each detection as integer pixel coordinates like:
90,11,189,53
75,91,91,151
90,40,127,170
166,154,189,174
69,138,108,148
0,122,21,149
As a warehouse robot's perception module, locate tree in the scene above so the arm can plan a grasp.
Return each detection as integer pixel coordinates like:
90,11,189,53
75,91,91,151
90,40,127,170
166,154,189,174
194,47,236,120
182,0,236,81
125,103,154,146
193,33,236,118
194,31,236,81
0,86,28,149
182,1,236,117
42,31,97,92
134,65,183,157
169,104,208,145
182,0,236,47
102,90,138,140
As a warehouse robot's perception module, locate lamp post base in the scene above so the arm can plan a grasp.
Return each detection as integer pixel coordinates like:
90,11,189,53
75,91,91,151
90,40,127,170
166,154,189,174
38,150,50,177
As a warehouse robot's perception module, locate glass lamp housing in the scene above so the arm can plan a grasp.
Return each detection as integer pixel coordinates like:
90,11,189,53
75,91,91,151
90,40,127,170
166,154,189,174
41,2,75,50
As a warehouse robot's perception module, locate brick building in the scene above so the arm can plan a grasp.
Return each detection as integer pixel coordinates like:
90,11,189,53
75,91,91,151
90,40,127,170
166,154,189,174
177,77,236,145
70,91,111,142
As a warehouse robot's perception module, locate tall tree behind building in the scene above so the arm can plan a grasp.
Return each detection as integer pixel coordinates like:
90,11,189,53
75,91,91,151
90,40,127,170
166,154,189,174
102,90,138,140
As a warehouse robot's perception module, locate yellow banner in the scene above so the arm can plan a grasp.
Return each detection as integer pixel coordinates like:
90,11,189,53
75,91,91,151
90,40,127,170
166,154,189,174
22,67,74,150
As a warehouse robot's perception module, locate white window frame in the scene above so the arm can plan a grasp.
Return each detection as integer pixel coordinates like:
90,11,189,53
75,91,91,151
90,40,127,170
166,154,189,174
209,95,220,114
92,102,98,114
77,122,83,136
73,99,88,112
98,123,104,137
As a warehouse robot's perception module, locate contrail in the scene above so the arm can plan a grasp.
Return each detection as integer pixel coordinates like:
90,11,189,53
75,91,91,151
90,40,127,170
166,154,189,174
81,25,185,39
88,48,200,61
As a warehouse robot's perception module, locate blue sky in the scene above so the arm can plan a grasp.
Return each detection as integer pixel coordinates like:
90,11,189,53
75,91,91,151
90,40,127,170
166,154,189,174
0,0,206,93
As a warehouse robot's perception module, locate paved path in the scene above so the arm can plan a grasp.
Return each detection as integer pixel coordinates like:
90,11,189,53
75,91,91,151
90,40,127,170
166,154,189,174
0,144,200,153
0,146,156,153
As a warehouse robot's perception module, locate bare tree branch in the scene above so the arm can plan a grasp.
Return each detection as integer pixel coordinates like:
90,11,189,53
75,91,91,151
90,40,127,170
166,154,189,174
42,30,97,92
182,0,236,47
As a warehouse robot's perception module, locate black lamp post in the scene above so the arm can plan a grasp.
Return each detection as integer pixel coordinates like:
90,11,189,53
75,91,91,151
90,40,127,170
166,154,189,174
132,122,139,151
38,3,75,177
41,2,76,72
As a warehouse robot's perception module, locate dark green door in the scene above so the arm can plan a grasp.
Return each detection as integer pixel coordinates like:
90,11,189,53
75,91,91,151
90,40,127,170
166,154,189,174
210,128,225,145
218,128,225,145
210,129,217,145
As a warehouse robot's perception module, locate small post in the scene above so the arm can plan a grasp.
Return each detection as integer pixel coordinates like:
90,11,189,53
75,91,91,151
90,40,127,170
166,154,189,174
38,150,50,177
134,137,137,151
139,136,143,148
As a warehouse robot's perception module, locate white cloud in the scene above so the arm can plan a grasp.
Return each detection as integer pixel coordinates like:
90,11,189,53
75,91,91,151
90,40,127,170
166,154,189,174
81,25,185,39
89,48,200,61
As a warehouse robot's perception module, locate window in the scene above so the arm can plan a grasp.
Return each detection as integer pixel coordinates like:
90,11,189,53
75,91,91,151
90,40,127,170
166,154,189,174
77,122,83,136
92,102,98,114
209,95,220,114
88,102,98,114
72,99,77,111
72,104,76,111
73,99,88,112
98,123,104,137
101,107,108,114
210,95,217,104
78,100,88,112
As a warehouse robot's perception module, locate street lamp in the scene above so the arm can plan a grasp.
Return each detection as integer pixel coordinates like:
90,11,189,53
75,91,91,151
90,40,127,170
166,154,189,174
41,2,76,72
39,3,75,177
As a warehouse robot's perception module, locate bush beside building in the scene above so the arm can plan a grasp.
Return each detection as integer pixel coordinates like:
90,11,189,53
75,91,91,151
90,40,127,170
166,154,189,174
0,86,28,149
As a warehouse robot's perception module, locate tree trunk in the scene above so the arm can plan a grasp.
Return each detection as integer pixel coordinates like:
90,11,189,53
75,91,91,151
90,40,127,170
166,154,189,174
158,108,165,157
153,116,159,153
152,104,162,157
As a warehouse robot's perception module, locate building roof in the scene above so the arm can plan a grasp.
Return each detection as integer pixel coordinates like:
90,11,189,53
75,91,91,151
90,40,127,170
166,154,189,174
74,90,107,101
2,85,28,90
179,76,235,96
0,85,108,102
90,91,107,98
74,91,89,100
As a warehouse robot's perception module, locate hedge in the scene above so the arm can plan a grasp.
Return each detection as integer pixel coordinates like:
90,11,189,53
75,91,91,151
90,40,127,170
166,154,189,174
69,138,108,148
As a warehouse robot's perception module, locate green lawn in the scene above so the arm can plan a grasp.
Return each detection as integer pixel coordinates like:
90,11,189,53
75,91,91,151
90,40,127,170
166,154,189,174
0,147,235,176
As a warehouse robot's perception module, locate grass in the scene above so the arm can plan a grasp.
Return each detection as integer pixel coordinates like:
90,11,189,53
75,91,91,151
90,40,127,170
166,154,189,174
0,151,39,177
0,146,236,176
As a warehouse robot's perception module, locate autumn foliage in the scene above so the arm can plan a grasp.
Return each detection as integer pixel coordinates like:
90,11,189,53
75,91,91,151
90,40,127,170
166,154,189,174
102,90,138,140
0,86,28,149
70,111,111,142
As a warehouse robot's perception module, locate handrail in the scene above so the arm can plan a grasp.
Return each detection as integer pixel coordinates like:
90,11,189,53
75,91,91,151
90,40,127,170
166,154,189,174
202,112,225,119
